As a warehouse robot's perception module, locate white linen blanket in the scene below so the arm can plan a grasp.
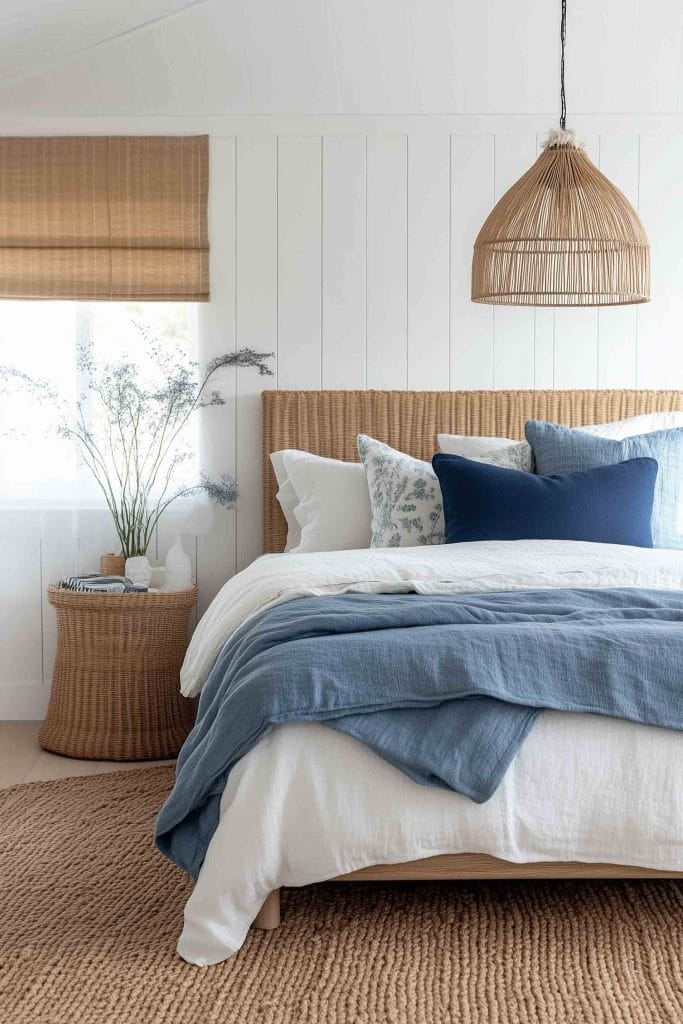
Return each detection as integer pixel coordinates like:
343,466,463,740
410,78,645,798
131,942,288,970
177,540,683,965
181,539,683,696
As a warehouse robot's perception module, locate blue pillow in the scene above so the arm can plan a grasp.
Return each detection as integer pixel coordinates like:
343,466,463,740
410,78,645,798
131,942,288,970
525,420,683,549
432,454,657,548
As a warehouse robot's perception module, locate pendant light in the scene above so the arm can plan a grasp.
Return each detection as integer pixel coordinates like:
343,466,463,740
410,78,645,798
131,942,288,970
471,0,650,307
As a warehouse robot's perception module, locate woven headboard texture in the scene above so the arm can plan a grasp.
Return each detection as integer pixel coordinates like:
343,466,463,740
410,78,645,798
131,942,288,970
262,389,683,553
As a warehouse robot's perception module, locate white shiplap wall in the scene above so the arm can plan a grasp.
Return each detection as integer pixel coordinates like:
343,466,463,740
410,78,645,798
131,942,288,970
3,115,683,717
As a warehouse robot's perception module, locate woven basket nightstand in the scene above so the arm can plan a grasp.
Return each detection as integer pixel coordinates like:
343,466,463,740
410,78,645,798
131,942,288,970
39,585,198,761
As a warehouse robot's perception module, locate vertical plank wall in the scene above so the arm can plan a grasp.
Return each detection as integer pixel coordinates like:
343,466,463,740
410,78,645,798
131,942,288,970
2,124,682,716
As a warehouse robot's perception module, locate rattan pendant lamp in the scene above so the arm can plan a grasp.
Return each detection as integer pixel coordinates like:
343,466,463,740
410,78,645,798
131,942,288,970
471,0,650,307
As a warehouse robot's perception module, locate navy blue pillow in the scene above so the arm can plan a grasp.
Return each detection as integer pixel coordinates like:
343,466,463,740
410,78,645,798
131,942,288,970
431,454,658,548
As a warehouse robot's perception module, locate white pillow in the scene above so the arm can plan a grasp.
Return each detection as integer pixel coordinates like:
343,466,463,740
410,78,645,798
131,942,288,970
438,434,533,472
273,450,371,553
583,411,683,440
437,433,522,459
270,451,302,551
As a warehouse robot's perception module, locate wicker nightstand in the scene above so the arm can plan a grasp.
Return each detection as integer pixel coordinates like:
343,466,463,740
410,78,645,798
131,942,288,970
39,586,198,761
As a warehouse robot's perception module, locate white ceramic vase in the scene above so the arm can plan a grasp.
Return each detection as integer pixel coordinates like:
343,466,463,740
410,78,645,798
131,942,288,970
125,555,152,589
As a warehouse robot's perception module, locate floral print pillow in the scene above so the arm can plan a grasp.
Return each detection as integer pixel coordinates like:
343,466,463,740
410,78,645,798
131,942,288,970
357,435,444,547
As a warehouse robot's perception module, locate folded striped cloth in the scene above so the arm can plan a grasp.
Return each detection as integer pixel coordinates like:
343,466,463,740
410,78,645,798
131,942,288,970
58,574,142,594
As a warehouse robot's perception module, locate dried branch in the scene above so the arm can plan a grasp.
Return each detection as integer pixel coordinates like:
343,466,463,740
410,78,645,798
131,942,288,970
0,337,272,558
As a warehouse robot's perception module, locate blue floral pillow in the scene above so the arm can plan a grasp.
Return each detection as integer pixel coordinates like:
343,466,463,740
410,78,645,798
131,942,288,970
526,420,683,549
357,435,444,547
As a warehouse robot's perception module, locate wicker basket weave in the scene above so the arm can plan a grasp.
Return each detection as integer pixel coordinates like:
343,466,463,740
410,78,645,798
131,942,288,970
39,586,198,761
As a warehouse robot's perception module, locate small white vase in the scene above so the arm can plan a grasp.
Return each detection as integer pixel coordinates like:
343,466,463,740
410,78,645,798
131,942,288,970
125,555,152,589
164,533,193,591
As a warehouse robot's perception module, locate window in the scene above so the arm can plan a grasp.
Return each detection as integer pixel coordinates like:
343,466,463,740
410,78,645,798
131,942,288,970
0,302,198,506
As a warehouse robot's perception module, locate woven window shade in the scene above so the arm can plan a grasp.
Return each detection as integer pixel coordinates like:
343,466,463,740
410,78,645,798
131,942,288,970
0,135,209,301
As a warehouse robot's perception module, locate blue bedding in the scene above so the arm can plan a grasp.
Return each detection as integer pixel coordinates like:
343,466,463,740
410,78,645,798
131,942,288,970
155,588,683,877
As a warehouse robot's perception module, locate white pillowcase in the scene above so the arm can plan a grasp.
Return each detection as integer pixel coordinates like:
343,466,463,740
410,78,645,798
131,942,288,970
437,433,522,459
270,450,371,553
270,451,302,551
438,434,533,471
583,411,683,439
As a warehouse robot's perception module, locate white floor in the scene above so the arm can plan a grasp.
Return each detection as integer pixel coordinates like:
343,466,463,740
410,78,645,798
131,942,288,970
0,721,174,788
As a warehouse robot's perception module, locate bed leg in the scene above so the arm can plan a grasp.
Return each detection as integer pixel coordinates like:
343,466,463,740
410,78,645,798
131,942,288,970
253,889,281,930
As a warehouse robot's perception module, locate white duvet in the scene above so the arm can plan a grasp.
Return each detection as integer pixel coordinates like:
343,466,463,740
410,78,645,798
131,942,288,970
177,540,683,965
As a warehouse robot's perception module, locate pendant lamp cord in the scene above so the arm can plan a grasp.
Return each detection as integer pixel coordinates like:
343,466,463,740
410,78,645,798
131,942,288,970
560,0,567,129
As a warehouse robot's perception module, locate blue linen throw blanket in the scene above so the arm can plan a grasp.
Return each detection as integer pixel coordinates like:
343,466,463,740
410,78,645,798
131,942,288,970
155,588,683,877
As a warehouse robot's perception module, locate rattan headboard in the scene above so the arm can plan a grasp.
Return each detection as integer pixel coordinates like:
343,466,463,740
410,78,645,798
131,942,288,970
262,389,683,553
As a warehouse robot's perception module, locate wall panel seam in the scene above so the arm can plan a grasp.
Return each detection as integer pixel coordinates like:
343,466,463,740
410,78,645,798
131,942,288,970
320,135,324,388
448,133,452,390
405,135,409,389
364,134,368,389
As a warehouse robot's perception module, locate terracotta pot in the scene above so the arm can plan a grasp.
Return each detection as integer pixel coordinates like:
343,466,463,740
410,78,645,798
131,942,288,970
100,553,125,576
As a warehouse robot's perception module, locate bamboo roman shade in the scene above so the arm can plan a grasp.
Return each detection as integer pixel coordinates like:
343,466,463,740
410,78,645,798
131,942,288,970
0,135,209,301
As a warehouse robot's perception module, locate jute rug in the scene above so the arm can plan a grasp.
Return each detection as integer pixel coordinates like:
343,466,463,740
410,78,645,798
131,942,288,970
0,766,681,1024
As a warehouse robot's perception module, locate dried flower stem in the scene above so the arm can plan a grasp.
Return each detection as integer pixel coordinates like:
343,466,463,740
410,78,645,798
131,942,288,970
1,343,273,558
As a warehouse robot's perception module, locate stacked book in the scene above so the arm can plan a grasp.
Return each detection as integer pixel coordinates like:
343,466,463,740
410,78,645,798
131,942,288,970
57,574,145,594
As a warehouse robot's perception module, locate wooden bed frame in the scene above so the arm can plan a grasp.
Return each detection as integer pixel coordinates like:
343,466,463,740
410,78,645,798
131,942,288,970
253,388,683,930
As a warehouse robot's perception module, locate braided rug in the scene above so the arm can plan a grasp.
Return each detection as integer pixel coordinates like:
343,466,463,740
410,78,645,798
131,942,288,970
0,765,681,1023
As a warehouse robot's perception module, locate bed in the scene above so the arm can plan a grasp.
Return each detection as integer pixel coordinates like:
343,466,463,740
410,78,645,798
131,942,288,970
158,388,683,965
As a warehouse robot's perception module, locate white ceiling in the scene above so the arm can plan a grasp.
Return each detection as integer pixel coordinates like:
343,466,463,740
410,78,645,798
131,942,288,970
0,0,681,116
0,0,202,85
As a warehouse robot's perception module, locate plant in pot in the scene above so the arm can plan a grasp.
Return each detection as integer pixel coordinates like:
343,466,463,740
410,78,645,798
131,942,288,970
1,339,273,587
